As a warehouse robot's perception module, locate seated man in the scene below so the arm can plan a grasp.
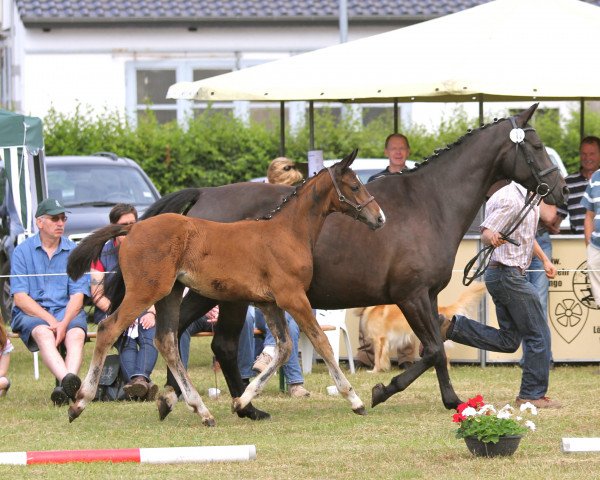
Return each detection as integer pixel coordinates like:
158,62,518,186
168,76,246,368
10,198,89,406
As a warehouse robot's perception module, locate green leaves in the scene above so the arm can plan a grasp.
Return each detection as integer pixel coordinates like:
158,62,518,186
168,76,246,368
456,414,528,444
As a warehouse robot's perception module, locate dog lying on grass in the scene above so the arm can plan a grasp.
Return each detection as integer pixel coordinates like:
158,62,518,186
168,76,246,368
357,282,486,373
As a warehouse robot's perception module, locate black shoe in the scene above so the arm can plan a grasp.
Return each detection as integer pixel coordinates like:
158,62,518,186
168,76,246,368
51,386,69,406
61,373,82,401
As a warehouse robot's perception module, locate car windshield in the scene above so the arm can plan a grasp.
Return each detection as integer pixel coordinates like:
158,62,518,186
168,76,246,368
47,164,157,207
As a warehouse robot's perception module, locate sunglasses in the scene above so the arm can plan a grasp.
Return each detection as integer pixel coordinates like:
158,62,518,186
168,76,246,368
45,214,67,223
283,165,294,171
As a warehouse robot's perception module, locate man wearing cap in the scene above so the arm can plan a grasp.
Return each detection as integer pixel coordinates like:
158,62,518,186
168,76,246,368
10,198,89,406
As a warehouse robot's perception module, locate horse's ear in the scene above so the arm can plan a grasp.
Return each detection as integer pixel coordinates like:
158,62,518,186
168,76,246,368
517,103,539,126
339,148,358,170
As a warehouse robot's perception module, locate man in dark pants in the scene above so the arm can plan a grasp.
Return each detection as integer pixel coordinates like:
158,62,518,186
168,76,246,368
440,181,561,409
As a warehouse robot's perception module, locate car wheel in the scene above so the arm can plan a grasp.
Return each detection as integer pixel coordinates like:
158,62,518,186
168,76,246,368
0,261,12,324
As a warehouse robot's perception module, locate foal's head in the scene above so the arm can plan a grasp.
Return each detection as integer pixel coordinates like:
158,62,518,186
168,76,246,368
327,149,386,230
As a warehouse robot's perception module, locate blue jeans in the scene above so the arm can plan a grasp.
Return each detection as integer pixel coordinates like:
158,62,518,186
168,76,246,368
252,307,304,385
527,231,551,320
179,314,255,380
449,266,551,400
119,325,158,382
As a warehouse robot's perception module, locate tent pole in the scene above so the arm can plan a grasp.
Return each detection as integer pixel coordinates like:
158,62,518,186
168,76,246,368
478,93,486,369
478,95,484,125
279,101,286,156
393,100,399,133
309,101,315,150
580,98,585,141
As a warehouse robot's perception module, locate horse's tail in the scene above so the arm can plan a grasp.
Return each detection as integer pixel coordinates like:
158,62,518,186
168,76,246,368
141,188,201,220
66,224,132,280
104,265,125,314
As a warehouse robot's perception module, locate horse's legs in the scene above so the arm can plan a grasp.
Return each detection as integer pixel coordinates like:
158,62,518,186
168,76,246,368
371,294,462,410
232,303,292,413
68,295,151,422
154,283,215,427
159,292,217,420
211,302,271,421
283,293,366,415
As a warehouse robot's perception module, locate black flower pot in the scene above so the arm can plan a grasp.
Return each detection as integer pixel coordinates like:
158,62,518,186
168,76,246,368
464,435,522,457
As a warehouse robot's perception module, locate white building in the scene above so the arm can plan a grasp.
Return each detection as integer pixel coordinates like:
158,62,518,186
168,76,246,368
1,0,598,131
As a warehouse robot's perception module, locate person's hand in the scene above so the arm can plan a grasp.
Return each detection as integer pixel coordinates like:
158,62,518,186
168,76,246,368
139,311,155,329
54,320,68,347
489,231,507,248
543,259,557,279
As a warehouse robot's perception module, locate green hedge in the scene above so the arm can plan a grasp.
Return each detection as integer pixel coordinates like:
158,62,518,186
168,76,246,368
43,104,598,194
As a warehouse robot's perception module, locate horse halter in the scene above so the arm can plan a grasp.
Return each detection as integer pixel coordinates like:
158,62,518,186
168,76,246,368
326,166,375,219
508,116,559,198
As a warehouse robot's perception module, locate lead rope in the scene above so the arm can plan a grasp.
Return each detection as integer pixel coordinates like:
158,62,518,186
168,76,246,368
463,190,542,286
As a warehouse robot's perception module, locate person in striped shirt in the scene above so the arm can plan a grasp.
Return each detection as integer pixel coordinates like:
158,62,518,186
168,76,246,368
582,170,600,304
557,136,600,233
439,180,561,409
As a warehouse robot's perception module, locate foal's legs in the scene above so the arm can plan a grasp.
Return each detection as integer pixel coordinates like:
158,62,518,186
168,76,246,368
232,303,292,412
284,293,366,415
68,295,151,422
159,292,217,420
153,284,216,427
371,293,462,410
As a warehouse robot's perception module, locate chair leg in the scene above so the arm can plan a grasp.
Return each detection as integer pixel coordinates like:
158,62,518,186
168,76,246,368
33,351,39,380
340,327,355,374
298,333,314,374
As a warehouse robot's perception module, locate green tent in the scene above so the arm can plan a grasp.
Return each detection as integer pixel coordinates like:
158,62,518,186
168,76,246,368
0,109,46,241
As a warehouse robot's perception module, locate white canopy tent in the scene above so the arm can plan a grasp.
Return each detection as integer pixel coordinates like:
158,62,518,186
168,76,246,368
167,0,600,104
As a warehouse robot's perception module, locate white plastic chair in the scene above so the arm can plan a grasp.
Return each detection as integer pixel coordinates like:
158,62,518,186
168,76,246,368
298,309,355,374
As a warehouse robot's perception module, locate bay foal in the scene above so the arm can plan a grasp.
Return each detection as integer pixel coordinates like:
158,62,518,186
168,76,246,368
66,151,385,425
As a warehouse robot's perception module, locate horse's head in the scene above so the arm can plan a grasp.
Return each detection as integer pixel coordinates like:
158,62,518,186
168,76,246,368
328,149,386,230
501,104,568,206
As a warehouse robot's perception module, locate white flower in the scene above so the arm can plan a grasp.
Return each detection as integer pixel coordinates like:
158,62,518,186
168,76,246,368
498,404,514,416
462,407,477,417
478,404,497,415
496,410,511,419
525,420,536,431
516,416,522,421
519,402,538,415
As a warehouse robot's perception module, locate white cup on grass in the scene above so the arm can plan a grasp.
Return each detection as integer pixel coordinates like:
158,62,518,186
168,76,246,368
326,385,339,396
208,388,221,399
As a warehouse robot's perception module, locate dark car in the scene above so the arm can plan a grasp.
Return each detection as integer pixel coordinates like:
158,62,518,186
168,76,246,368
0,152,161,321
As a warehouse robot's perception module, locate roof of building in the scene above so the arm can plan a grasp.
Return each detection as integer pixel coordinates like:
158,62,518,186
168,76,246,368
15,0,498,27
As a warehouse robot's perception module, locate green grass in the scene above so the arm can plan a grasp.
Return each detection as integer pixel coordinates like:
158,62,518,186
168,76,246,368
1,337,600,479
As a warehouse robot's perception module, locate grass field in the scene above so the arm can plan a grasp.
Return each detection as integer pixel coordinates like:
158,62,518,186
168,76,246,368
1,336,600,479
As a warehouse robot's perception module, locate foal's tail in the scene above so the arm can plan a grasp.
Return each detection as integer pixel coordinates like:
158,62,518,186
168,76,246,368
66,224,133,280
141,188,201,220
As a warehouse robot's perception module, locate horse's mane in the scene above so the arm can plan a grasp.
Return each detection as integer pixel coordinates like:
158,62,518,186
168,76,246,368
383,117,509,178
254,165,332,221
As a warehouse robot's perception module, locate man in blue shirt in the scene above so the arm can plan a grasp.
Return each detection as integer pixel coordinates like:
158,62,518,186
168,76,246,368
10,198,89,406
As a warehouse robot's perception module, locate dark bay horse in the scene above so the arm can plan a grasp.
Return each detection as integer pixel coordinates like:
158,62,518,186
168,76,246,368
66,151,385,425
133,104,567,420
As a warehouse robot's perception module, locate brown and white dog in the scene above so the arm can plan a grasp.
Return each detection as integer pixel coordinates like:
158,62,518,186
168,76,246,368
358,282,486,372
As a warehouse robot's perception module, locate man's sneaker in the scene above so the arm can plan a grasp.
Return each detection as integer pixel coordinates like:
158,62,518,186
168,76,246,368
51,386,70,407
145,382,159,401
61,373,82,401
252,352,273,373
124,376,149,400
289,384,310,398
516,396,562,409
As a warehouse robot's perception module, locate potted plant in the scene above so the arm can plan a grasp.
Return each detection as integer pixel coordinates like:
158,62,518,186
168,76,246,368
453,395,537,457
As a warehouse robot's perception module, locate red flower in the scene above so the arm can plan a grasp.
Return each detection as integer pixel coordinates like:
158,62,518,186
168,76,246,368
467,394,485,409
452,413,464,423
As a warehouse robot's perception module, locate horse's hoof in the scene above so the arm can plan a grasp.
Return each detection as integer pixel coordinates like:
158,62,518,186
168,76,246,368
231,397,243,413
202,417,217,427
157,387,178,421
237,405,271,421
353,405,368,416
67,406,80,423
371,383,387,408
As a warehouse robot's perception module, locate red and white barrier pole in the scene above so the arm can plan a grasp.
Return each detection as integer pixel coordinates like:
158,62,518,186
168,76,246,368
0,445,256,465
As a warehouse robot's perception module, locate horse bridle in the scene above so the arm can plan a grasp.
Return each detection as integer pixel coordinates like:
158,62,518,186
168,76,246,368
327,166,375,219
509,116,559,199
463,117,561,286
